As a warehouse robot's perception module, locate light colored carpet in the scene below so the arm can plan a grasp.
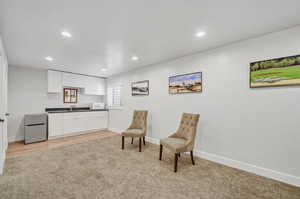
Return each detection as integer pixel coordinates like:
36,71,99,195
0,135,299,199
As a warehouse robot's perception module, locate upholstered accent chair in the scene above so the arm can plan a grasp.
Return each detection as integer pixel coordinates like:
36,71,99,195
121,110,148,152
159,113,200,172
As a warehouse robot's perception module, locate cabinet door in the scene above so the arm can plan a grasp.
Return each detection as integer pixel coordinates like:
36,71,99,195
85,112,108,130
63,113,78,133
63,113,86,133
95,78,106,95
63,73,83,88
93,115,108,129
84,76,95,95
63,118,76,134
48,114,64,137
84,77,106,95
48,70,62,93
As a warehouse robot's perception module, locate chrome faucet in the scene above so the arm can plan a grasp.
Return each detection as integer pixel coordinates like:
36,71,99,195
70,105,76,111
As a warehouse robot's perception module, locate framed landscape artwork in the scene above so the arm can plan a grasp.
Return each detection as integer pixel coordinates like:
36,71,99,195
64,88,78,103
169,72,202,94
250,54,300,88
132,80,149,96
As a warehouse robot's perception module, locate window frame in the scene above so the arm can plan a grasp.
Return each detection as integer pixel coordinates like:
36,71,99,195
107,86,122,109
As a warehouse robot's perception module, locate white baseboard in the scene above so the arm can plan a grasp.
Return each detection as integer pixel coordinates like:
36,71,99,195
195,150,300,187
8,135,24,143
145,136,160,144
144,136,300,187
109,128,122,134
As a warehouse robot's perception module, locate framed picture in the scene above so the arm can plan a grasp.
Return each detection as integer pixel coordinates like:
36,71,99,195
250,54,300,88
169,72,202,94
132,80,149,96
64,88,78,103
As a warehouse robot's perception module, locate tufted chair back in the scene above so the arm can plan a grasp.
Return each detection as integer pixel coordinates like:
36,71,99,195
174,113,200,150
128,110,148,133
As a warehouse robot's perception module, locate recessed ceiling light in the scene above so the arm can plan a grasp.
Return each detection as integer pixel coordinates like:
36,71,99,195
61,31,72,38
45,56,53,61
195,31,206,38
131,56,139,61
101,68,107,72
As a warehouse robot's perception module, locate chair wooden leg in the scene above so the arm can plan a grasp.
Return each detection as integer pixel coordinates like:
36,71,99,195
143,136,146,145
139,137,142,152
131,137,134,144
174,153,178,172
190,150,195,165
159,145,163,160
122,136,124,150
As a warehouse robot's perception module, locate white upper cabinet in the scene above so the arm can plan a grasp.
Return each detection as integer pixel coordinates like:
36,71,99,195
48,70,105,95
62,73,84,88
47,70,62,93
84,76,106,95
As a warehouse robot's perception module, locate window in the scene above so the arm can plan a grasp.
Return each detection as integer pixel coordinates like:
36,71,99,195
107,86,122,108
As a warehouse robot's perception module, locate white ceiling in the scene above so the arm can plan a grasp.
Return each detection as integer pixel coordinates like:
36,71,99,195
0,0,300,77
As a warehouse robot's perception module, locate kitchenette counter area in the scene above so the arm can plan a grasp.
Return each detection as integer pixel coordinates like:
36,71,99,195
46,107,109,113
47,107,109,139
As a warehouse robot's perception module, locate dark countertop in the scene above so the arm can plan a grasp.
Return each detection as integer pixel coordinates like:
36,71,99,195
46,107,108,114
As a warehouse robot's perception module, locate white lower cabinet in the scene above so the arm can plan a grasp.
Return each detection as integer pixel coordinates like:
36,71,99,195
48,111,108,138
84,112,108,130
63,113,85,133
48,114,64,137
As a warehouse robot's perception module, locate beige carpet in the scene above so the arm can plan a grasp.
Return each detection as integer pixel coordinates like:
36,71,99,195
0,135,299,199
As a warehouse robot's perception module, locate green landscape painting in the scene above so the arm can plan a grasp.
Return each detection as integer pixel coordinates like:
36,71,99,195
250,55,300,88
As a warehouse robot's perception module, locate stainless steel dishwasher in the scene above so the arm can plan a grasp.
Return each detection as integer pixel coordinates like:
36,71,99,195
24,114,48,144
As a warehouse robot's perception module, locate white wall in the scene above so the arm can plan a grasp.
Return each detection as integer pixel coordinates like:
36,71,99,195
7,66,47,142
47,92,103,108
108,26,300,186
7,66,104,142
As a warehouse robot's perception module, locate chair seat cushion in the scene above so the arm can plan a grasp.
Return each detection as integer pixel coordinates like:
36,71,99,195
160,137,187,153
122,129,144,137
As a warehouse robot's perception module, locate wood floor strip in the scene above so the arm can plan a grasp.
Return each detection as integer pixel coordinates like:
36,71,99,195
6,130,117,158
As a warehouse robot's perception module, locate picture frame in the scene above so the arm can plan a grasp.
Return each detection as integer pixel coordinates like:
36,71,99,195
250,54,300,88
131,80,149,96
169,72,202,94
64,88,78,103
